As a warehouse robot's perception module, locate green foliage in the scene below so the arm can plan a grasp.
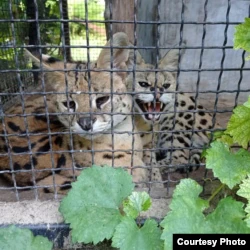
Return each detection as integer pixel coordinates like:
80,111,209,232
204,96,250,236
206,141,250,188
0,0,27,58
0,0,26,19
244,96,250,108
0,225,53,250
67,0,106,60
123,191,152,219
68,0,104,21
237,175,250,227
234,17,250,59
225,102,250,148
112,218,163,250
200,129,233,159
207,130,234,146
160,179,208,249
216,133,234,145
45,0,59,17
205,196,250,233
59,165,134,244
59,165,164,249
0,0,106,59
59,161,250,250
160,179,250,250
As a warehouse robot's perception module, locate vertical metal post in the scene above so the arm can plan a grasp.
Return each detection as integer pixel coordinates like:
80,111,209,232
26,0,39,83
62,0,71,61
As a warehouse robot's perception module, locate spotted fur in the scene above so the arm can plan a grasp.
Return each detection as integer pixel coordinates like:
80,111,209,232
0,33,158,195
37,34,164,188
126,47,221,176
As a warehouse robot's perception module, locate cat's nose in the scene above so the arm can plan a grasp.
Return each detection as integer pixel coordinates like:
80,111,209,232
78,117,96,131
150,87,162,99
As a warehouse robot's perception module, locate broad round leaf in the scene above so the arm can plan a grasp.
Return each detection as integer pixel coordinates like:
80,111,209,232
0,225,52,250
206,141,250,188
59,165,134,244
112,217,163,250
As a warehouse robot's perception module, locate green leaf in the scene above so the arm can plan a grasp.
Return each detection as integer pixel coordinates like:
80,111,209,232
0,225,52,250
201,130,232,159
208,129,234,146
209,130,226,140
225,102,250,148
205,197,250,233
205,141,250,188
234,18,250,59
160,179,250,250
237,175,250,200
160,179,209,249
200,147,207,159
59,165,134,244
217,134,234,146
243,96,250,108
112,217,163,250
237,175,250,227
123,191,152,218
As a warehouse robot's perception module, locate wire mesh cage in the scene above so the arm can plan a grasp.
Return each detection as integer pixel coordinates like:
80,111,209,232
0,1,33,105
0,0,250,248
0,0,249,198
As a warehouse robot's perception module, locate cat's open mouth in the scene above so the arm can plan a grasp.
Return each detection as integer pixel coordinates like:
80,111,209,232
136,99,165,121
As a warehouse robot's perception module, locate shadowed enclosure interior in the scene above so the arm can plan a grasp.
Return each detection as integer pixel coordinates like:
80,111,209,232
0,0,249,205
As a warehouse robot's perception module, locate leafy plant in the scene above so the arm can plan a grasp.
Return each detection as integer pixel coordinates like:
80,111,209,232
160,179,250,249
113,218,163,250
68,0,104,21
237,175,250,227
45,0,60,17
0,225,53,250
0,0,28,60
206,141,250,188
60,165,134,244
59,165,164,250
204,95,250,230
225,97,250,148
59,165,250,250
234,17,250,59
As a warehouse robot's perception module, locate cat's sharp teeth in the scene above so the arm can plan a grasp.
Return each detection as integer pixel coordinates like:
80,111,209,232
148,114,153,120
147,103,151,108
160,103,163,109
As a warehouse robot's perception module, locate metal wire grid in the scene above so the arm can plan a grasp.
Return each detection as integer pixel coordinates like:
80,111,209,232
0,0,33,104
0,0,249,202
66,0,106,61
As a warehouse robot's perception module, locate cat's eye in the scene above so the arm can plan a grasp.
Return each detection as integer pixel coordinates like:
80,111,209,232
62,100,76,112
96,96,110,109
138,81,150,88
163,83,171,89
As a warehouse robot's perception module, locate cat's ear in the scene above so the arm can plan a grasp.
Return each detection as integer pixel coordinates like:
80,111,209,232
24,49,52,70
96,32,130,72
159,42,186,74
24,48,67,91
159,49,179,70
126,44,145,69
